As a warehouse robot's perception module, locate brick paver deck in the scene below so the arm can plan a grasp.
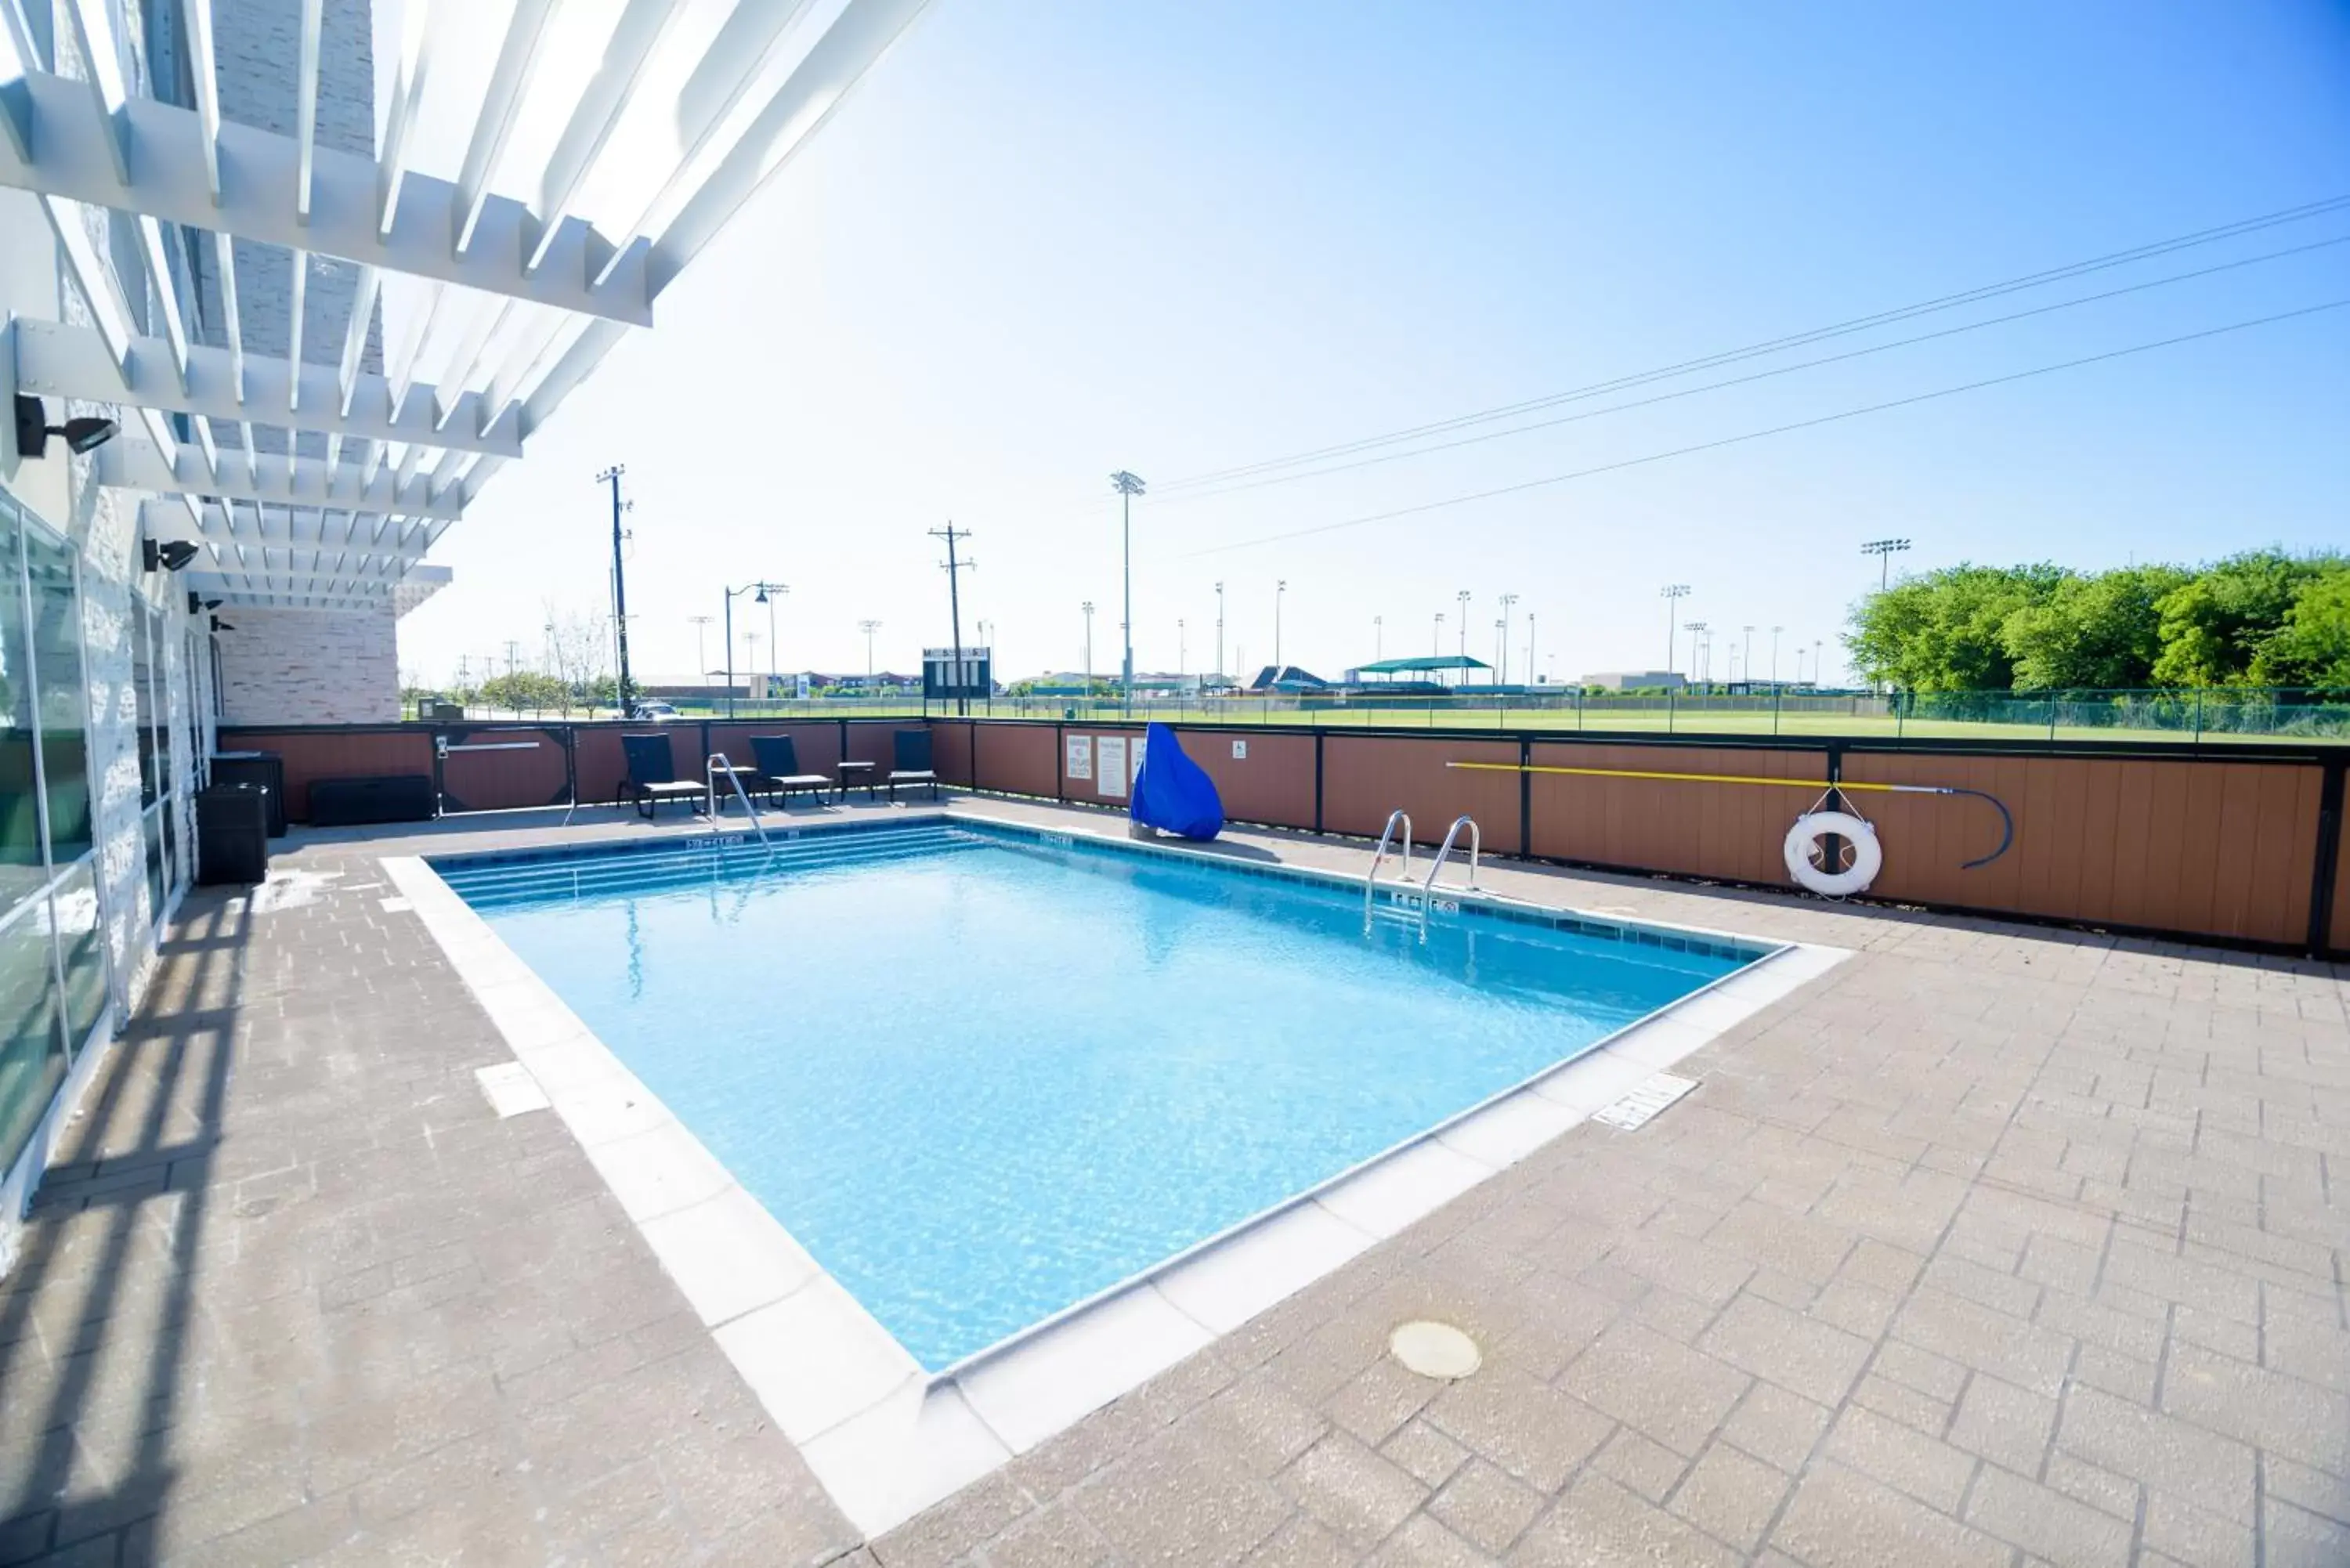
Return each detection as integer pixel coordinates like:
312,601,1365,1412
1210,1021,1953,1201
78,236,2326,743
2,797,2344,1566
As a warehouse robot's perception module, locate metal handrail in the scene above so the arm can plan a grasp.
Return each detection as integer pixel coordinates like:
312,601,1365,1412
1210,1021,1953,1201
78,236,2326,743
1423,814,1480,898
706,753,770,845
1364,808,1412,916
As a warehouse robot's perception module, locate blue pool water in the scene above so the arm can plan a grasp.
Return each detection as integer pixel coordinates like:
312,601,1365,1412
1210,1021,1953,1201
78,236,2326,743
437,824,1754,1367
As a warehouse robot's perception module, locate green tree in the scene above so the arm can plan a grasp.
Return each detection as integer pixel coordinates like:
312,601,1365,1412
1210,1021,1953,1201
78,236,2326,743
1846,564,2065,691
2249,563,2350,689
2000,565,2189,689
2150,551,2330,687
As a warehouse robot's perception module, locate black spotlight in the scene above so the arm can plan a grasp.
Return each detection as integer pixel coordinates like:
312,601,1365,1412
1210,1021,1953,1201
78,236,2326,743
13,395,118,461
209,616,234,633
186,591,223,615
143,538,201,573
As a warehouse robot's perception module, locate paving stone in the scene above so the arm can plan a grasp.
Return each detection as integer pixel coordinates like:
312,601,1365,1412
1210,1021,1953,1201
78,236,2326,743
1851,1368,1954,1436
1075,1425,1292,1568
1947,1374,2059,1475
1768,1461,2013,1568
982,1503,1121,1568
1718,1379,1831,1473
2140,1491,2255,1568
1589,1427,1686,1504
1244,1515,1357,1568
1424,1460,1544,1555
2267,1496,2350,1568
1421,1367,1611,1492
1558,1324,1751,1458
1510,1471,1738,1568
1378,1419,1469,1490
1699,1292,1872,1406
2043,1450,2141,1523
1276,1433,1426,1552
1824,1405,1977,1513
2058,1386,2256,1525
2159,1341,2350,1475
1368,1516,1493,1567
1964,1464,2131,1568
1667,1441,1791,1553
1892,1285,2075,1396
1325,1358,1438,1447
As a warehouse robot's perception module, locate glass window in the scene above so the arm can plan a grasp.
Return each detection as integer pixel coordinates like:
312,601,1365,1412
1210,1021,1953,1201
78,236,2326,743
0,900,66,1171
25,528,89,862
0,498,43,912
52,861,104,1048
133,602,157,808
142,810,164,923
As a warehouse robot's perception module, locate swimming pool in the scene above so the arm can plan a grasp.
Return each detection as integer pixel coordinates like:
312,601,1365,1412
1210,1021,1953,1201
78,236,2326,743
432,819,1767,1371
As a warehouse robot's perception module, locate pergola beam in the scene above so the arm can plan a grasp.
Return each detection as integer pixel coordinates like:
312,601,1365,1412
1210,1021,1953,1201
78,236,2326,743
13,320,519,455
101,438,462,518
0,70,653,324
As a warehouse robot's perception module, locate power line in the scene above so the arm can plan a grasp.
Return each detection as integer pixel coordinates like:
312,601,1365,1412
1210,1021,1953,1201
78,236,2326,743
1181,296,2350,558
1144,233,2350,508
1141,193,2350,496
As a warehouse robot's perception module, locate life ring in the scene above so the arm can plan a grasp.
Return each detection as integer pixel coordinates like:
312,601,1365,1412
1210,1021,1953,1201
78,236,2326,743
1784,810,1882,898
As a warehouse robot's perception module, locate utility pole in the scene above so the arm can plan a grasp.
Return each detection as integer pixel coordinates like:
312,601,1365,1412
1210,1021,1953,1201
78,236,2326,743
1110,471,1145,710
1661,584,1690,677
859,620,881,693
931,523,975,715
504,639,519,679
1213,581,1225,688
1498,593,1518,684
688,615,713,695
597,466,636,717
768,585,786,695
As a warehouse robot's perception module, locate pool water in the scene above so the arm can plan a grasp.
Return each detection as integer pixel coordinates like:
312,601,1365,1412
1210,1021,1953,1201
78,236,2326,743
437,824,1753,1367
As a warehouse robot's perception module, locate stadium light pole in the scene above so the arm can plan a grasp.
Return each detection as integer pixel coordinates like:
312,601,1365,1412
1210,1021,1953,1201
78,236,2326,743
1177,619,1186,679
1525,612,1536,685
1742,624,1755,689
1433,612,1444,661
1372,614,1382,661
1081,602,1094,694
1274,580,1287,670
859,620,882,694
1683,622,1708,688
1110,471,1146,710
1213,581,1226,688
1770,625,1784,687
1498,593,1518,684
1861,537,1911,591
688,615,713,699
1455,590,1470,663
1661,584,1690,676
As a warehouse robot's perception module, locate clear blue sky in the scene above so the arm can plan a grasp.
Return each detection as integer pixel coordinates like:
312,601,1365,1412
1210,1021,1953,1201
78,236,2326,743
401,0,2350,688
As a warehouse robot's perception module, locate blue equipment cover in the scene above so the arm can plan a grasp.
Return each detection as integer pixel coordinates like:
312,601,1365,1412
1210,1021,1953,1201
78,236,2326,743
1131,723,1224,840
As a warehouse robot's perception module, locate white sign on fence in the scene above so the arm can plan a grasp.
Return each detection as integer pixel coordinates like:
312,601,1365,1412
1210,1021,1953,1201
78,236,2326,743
1097,735,1128,798
1065,735,1092,781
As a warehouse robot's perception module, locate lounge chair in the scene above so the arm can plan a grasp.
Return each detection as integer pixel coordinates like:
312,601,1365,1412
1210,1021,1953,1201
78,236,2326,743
749,735,832,808
887,729,939,802
622,734,706,820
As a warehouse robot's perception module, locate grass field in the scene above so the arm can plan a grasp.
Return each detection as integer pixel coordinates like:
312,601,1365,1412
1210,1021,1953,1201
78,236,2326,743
431,694,2348,746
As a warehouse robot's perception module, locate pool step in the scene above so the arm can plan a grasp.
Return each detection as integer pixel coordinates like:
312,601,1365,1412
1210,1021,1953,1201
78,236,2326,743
437,826,979,907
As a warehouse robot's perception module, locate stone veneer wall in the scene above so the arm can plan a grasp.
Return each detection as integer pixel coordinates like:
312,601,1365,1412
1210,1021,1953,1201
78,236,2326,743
217,604,400,724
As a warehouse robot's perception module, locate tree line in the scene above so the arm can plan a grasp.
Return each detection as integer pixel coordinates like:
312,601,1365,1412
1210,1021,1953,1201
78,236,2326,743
1845,550,2350,692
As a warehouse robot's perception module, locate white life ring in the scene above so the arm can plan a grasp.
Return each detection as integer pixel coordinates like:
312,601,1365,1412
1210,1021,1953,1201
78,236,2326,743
1784,810,1882,898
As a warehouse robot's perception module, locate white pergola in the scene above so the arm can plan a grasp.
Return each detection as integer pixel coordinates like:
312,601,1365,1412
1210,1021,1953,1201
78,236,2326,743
0,0,931,609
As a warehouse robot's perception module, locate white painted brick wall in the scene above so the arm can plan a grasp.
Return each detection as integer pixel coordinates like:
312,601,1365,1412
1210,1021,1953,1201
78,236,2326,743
218,605,400,724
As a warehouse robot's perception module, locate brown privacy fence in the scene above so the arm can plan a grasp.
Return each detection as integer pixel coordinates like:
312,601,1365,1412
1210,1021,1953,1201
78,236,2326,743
931,717,2350,959
215,716,2348,958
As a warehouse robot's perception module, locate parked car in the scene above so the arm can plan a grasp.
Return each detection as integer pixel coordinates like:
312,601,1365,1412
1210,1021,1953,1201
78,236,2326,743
632,700,683,721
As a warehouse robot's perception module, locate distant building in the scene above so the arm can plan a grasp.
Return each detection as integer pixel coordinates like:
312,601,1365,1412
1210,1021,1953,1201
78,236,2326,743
1348,656,1490,689
1582,670,1688,692
1247,665,1329,692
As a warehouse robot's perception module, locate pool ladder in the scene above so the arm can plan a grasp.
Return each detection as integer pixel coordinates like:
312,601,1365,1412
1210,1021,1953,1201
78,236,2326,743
705,753,771,846
1364,810,1426,941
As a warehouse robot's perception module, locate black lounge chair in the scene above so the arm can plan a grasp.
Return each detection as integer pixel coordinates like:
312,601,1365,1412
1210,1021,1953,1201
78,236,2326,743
623,734,705,820
750,735,832,808
887,729,938,802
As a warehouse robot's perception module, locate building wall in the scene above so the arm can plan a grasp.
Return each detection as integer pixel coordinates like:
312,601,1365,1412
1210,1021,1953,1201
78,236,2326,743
218,604,400,723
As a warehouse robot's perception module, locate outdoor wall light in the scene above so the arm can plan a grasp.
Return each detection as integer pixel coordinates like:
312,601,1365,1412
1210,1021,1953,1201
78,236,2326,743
143,538,201,573
12,395,118,460
187,591,222,614
209,615,234,633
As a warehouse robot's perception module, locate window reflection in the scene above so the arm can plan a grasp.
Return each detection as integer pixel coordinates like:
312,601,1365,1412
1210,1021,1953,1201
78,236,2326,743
0,903,64,1165
52,862,104,1048
26,529,89,861
0,497,41,910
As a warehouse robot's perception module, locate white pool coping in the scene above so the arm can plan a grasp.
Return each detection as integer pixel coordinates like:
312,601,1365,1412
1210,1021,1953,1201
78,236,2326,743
383,811,1852,1538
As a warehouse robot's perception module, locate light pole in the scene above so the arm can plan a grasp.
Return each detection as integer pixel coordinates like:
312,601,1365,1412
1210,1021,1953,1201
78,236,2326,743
1455,591,1471,663
688,615,713,699
1661,584,1690,675
1498,593,1518,684
1213,581,1226,688
1433,612,1444,657
1814,639,1824,687
1525,612,1536,685
1372,615,1382,661
767,585,787,696
1684,622,1708,688
1742,624,1755,690
1177,619,1186,678
1492,619,1506,680
1770,625,1784,688
1110,471,1146,710
859,619,881,694
1861,537,1911,591
1274,580,1287,670
1081,602,1094,693
722,581,783,718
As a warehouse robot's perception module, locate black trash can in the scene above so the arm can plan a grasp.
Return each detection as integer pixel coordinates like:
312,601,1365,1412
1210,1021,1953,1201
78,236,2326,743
197,783,272,886
210,750,287,836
